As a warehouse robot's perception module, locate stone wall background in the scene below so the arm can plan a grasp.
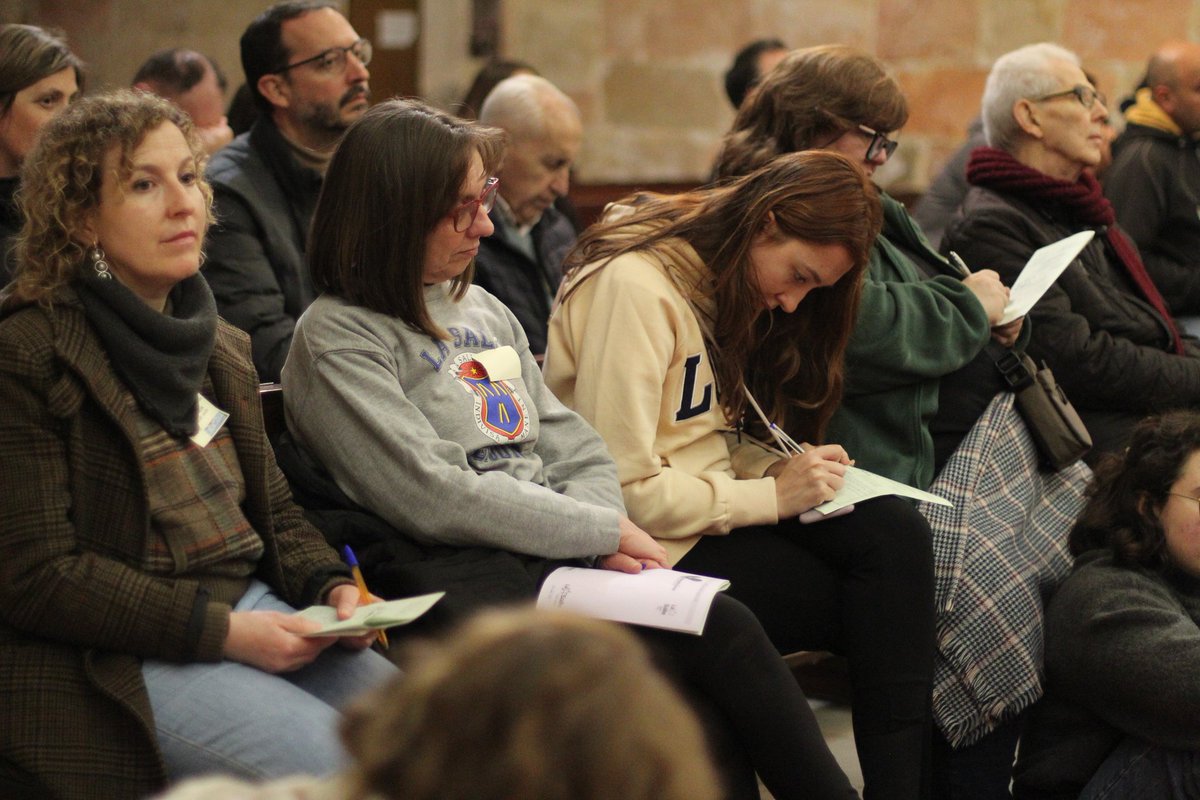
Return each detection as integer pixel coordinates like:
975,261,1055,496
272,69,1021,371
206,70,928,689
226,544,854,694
3,0,1197,192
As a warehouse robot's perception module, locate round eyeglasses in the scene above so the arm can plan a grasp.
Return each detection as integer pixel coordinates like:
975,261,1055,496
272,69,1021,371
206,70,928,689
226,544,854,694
277,38,372,75
1032,84,1106,111
451,177,499,232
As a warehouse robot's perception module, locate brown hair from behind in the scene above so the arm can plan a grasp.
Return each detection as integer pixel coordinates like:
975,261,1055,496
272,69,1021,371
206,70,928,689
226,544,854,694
340,608,722,800
565,149,881,442
307,98,504,339
8,89,211,306
714,43,908,181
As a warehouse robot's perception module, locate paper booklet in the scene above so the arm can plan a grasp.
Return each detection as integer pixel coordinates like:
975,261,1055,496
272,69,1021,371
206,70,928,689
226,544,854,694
537,567,729,635
294,591,444,636
998,230,1095,325
810,465,953,517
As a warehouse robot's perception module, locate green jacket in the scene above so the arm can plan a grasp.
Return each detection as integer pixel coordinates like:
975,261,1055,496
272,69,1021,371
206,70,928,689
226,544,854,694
826,194,992,489
0,292,350,799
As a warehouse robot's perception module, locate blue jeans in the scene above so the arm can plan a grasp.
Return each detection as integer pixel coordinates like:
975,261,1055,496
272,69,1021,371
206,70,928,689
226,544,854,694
142,580,397,781
1080,738,1199,799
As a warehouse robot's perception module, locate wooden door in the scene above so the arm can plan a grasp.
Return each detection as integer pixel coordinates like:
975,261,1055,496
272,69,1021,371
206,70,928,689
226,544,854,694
348,0,420,101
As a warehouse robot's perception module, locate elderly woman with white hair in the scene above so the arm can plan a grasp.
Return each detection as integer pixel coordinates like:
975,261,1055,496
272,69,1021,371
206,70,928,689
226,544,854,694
944,42,1200,460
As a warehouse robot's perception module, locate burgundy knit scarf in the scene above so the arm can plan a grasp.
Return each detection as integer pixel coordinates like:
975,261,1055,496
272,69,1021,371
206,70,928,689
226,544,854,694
966,146,1185,355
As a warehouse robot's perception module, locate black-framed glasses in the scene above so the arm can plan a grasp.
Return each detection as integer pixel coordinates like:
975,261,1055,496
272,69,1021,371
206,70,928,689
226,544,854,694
857,124,899,161
277,38,372,74
1168,492,1200,513
451,177,499,232
1032,84,1106,110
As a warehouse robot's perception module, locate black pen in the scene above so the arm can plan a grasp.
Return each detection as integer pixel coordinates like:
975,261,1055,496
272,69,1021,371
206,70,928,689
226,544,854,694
947,251,972,279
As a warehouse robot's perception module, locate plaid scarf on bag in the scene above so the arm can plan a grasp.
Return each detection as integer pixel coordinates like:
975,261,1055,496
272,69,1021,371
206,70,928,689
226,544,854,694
918,392,1090,747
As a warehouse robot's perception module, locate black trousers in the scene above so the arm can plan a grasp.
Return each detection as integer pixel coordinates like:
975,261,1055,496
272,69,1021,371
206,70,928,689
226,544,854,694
677,495,937,800
636,593,859,800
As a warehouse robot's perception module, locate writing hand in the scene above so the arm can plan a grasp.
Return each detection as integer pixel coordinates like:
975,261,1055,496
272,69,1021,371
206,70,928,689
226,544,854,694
963,269,1010,325
770,443,850,519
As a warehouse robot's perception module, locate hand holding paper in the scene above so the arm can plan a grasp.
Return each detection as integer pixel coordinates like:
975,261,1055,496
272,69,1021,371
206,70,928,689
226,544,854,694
294,592,444,636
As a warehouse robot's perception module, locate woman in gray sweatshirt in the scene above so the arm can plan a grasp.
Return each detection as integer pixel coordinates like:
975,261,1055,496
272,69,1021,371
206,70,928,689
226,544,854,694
280,98,865,800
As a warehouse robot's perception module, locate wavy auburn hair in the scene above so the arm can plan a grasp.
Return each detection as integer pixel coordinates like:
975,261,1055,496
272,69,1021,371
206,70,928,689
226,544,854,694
1070,411,1200,573
714,43,908,180
565,150,881,442
9,90,210,305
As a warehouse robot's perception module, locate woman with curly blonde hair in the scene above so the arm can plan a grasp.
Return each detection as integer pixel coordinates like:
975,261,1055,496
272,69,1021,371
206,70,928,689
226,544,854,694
0,89,395,799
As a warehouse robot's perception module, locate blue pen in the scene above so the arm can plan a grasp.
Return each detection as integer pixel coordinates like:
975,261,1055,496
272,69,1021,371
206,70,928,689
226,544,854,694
342,545,388,649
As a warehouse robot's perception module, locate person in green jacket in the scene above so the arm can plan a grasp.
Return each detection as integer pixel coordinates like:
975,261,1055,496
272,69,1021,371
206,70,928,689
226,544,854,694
713,43,1036,800
714,43,1022,491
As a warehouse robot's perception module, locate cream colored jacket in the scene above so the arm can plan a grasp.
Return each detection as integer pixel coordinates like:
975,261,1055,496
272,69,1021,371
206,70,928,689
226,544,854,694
544,230,780,564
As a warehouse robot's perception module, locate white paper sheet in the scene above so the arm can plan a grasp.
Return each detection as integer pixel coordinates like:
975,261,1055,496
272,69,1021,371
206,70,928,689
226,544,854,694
999,230,1095,324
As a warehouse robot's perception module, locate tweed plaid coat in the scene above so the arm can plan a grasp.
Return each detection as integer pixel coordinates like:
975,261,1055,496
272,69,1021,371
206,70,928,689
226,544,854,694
0,292,350,799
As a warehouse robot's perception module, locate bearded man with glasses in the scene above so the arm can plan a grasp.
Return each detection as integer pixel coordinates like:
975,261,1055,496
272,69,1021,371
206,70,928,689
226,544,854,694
203,1,372,381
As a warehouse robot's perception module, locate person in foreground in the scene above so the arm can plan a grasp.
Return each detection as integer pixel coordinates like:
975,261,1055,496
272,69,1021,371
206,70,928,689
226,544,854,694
944,42,1200,460
1013,411,1200,799
0,90,394,800
0,23,83,283
544,149,936,798
156,608,723,800
282,98,862,800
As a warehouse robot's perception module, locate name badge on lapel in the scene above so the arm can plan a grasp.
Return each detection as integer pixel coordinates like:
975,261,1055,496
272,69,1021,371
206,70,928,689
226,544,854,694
190,394,230,447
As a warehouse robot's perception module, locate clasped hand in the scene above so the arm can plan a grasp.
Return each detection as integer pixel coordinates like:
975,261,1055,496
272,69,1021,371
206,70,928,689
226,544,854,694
599,515,670,574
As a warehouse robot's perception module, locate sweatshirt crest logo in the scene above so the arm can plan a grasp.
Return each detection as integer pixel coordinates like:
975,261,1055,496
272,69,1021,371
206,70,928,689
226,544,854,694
453,353,528,442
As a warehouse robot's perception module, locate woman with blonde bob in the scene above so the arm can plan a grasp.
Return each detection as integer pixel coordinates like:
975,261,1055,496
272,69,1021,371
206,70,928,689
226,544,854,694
0,90,394,799
544,149,936,798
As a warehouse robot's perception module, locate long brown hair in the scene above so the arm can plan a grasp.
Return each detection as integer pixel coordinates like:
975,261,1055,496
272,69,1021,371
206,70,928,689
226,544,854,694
308,98,504,339
565,150,881,442
714,43,908,180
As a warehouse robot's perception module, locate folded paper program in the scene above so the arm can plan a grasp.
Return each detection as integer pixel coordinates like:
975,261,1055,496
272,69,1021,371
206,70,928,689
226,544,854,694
294,592,445,636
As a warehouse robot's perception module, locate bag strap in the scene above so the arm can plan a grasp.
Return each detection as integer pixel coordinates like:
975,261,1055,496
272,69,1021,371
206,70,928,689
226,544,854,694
985,341,1035,391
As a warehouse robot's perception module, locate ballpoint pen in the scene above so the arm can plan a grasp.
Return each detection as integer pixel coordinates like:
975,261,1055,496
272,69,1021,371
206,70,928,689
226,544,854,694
342,544,389,650
744,388,805,457
947,250,972,279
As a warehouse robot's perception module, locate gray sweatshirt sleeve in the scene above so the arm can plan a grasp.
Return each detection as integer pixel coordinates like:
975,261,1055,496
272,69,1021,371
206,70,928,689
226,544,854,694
515,334,628,514
284,316,621,560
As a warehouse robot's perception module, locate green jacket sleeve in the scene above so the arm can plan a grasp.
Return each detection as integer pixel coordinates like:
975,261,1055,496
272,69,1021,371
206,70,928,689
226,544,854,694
842,201,992,396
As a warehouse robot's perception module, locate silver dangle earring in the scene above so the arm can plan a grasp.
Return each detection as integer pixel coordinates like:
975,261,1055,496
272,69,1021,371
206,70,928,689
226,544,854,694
89,244,112,280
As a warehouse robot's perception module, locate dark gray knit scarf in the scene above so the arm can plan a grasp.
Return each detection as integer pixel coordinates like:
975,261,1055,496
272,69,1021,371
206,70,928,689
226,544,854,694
76,271,217,437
